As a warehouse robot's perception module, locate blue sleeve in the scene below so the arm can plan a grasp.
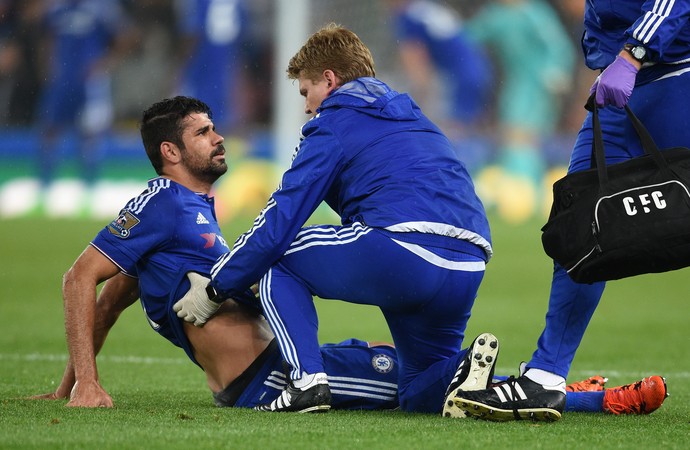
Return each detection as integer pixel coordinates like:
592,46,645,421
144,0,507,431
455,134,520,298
210,121,344,295
91,192,173,275
627,0,690,60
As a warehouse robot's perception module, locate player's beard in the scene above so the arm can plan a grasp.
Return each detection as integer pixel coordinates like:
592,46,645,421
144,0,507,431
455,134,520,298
181,144,228,185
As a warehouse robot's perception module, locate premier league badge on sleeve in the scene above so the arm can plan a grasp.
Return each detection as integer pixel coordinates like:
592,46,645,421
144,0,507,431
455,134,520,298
108,209,140,238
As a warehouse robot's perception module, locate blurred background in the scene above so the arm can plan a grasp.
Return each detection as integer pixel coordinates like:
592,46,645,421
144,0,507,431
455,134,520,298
0,0,595,225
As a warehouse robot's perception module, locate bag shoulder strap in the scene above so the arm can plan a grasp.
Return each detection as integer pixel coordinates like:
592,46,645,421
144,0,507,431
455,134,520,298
585,95,669,189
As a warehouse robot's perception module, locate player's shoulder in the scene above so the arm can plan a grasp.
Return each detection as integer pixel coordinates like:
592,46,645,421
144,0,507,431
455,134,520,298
103,179,177,239
122,178,177,215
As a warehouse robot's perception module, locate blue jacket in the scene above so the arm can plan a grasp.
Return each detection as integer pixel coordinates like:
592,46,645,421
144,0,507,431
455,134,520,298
211,77,492,296
583,0,690,83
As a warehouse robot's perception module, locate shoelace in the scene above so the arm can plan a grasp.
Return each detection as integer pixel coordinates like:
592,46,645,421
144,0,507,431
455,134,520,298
604,380,645,414
492,376,524,420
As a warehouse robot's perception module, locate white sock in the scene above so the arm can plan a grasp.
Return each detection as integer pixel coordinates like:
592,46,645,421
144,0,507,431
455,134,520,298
293,372,328,390
524,368,566,387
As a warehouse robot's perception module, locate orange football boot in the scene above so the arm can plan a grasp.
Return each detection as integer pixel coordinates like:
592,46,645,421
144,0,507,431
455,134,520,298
603,375,668,415
566,375,608,392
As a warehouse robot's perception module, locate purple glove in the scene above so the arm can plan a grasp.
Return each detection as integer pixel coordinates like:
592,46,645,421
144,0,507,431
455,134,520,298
589,55,639,108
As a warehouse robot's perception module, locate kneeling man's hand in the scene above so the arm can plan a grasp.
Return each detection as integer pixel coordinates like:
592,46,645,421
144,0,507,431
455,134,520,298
173,272,221,327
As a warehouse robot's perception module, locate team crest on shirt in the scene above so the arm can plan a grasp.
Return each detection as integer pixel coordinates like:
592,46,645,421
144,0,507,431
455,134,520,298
372,354,394,373
107,209,140,238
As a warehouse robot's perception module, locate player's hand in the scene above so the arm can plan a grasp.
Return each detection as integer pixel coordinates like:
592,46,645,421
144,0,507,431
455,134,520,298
173,272,222,327
589,55,639,108
29,371,75,400
29,384,71,400
28,392,66,400
66,379,113,408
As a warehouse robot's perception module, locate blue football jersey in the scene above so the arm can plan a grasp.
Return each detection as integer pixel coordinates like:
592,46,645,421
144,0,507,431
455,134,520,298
393,0,493,121
39,0,129,124
176,0,248,129
43,0,128,84
91,178,230,358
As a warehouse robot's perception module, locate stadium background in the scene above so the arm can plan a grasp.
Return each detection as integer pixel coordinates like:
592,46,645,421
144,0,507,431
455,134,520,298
1,3,689,445
0,0,591,223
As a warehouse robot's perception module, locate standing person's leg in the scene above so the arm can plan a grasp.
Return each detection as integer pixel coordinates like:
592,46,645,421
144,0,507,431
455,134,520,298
452,106,630,421
524,72,690,410
527,265,605,377
453,76,690,421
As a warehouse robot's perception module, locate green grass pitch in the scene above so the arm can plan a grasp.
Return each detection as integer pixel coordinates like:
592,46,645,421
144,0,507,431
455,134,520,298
1,215,688,449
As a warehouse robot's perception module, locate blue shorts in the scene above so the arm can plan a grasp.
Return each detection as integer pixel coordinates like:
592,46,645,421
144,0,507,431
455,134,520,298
214,338,399,410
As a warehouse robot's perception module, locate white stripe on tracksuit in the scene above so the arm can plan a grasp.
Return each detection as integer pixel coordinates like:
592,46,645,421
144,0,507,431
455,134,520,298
284,222,372,255
264,371,399,402
390,239,486,271
260,269,301,379
384,220,493,260
211,197,277,279
633,0,675,44
260,222,373,380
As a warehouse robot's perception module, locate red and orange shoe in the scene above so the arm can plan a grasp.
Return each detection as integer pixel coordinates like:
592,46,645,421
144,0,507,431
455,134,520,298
603,376,668,415
566,375,608,392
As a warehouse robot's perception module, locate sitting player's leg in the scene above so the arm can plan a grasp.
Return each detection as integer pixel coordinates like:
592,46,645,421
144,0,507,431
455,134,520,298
319,339,399,410
220,338,400,411
565,375,668,415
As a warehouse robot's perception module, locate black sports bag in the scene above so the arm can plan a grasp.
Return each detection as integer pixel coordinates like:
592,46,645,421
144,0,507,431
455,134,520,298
541,97,690,283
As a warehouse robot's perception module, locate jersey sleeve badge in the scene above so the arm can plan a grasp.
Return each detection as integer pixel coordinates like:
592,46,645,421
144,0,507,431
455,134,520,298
107,209,141,238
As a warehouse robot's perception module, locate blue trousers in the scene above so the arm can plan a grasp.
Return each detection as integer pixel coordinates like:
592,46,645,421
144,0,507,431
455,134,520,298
528,68,690,377
258,222,486,412
230,338,399,410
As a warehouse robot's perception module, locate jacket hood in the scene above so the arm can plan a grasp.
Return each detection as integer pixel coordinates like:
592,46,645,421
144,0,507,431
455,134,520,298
319,77,422,121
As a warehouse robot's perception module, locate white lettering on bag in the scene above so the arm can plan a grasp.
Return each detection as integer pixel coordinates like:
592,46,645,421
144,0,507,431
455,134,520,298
623,191,666,216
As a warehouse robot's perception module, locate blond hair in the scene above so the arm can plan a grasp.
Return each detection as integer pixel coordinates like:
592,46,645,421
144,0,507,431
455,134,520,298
287,23,375,83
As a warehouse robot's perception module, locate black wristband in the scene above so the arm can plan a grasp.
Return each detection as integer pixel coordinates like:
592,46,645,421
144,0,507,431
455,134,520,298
205,283,225,304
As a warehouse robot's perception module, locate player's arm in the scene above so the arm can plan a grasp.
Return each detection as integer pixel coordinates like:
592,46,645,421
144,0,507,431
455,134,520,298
631,0,690,62
31,271,139,401
93,272,140,352
210,124,344,297
176,124,344,326
61,246,122,407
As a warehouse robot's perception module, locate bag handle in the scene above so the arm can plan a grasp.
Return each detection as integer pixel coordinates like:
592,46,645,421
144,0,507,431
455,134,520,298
585,95,669,188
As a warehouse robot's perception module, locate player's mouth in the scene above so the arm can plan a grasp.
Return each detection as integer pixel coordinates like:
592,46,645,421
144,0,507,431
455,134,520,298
211,145,226,160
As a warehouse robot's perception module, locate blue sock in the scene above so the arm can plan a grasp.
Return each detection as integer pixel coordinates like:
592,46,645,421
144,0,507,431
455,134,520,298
564,391,605,412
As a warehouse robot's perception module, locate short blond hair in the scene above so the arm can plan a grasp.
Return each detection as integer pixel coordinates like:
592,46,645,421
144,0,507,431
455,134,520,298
287,23,375,83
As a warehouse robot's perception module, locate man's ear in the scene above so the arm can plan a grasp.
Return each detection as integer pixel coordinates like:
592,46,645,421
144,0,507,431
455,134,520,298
323,69,341,92
160,141,182,164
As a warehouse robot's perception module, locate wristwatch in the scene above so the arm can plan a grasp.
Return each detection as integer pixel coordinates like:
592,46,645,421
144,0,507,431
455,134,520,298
205,283,225,304
623,43,648,63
